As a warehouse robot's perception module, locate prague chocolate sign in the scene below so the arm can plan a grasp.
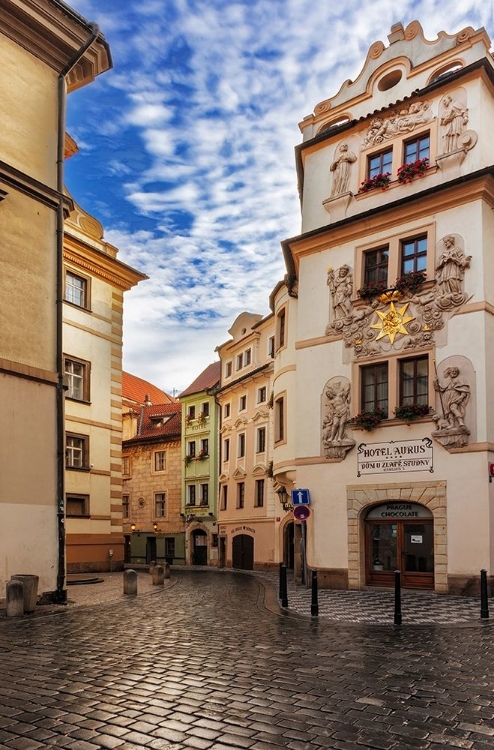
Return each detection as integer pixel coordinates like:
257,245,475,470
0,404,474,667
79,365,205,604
357,438,433,476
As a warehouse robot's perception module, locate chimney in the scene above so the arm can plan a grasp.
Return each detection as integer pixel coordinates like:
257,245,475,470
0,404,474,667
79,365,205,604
144,393,152,406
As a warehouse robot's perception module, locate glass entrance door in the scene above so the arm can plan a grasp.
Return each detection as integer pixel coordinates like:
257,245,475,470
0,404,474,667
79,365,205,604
366,519,434,589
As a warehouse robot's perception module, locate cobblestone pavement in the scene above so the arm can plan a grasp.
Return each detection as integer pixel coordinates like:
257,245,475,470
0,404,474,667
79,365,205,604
1,570,494,749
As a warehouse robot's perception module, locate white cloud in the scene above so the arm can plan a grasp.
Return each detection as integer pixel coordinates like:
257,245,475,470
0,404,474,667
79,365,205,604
67,0,493,391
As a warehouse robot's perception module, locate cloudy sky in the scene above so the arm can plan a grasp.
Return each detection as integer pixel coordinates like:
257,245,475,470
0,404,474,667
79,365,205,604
65,0,493,395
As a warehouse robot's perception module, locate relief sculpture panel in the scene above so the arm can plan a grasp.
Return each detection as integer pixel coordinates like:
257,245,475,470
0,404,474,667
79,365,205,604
321,377,355,460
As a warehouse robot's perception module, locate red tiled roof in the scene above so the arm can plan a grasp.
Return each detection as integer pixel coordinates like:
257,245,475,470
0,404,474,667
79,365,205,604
179,362,221,398
124,402,181,443
122,371,176,406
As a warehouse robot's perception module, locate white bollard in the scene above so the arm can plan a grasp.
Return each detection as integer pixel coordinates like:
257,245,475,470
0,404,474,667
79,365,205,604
123,569,137,596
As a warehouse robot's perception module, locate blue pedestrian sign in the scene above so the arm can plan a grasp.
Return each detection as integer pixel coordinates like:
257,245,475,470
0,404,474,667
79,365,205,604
291,488,310,506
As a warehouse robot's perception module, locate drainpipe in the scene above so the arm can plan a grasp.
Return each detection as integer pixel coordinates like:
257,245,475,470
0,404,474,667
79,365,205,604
55,24,100,603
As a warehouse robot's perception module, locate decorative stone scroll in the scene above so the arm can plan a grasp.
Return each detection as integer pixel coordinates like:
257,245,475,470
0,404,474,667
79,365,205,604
321,377,355,460
325,236,471,359
362,101,433,149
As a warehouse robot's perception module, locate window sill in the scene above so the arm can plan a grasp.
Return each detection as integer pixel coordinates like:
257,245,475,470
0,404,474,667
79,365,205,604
66,397,91,405
66,466,90,472
63,300,92,313
355,167,437,201
66,514,90,519
351,416,434,431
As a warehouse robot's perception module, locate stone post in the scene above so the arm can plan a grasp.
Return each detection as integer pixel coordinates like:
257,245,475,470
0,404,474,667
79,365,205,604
164,562,171,579
11,574,39,613
6,580,24,617
152,565,164,586
124,569,137,596
149,560,156,574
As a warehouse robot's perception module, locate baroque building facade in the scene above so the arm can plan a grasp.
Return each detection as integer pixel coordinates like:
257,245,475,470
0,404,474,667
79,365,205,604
0,0,111,601
276,21,494,593
216,313,283,571
179,362,221,566
63,197,146,573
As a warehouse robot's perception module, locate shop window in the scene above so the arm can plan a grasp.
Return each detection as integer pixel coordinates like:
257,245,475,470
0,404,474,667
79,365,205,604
254,479,264,508
361,363,388,416
401,235,427,275
155,493,166,517
65,433,89,470
66,493,90,517
237,482,245,509
165,538,175,557
64,356,90,401
154,451,166,471
400,356,428,407
364,246,389,286
368,148,392,179
256,426,266,454
404,133,430,163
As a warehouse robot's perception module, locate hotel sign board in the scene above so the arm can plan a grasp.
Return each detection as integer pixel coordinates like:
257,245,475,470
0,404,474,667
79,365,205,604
357,438,433,477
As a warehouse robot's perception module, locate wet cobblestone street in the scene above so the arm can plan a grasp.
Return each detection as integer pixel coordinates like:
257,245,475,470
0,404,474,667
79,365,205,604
1,570,494,750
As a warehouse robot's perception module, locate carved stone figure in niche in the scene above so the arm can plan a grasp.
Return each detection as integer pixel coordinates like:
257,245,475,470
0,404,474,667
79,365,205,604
330,143,357,196
327,265,353,326
432,366,471,448
440,95,468,153
322,378,355,459
362,101,433,148
435,235,471,308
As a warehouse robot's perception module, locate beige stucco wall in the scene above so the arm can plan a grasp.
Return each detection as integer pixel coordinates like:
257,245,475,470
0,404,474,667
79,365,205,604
0,35,58,187
0,375,58,593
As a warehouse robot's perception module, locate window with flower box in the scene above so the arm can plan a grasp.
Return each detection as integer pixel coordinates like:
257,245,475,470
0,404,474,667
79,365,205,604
368,148,392,179
361,363,388,416
201,402,210,418
403,133,430,163
399,356,428,407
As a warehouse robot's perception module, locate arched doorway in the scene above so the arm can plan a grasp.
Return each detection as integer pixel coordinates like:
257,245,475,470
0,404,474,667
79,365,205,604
284,522,294,570
365,502,434,589
232,534,254,570
191,529,208,565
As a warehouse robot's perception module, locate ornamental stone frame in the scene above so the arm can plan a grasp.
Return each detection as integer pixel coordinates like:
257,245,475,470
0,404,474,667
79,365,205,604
346,479,447,592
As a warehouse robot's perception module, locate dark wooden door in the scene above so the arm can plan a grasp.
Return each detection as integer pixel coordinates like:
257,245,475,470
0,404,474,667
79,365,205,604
192,531,208,565
366,519,434,589
232,534,254,570
146,536,157,564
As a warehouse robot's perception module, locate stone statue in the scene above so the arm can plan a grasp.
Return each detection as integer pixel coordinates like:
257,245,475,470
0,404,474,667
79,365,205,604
432,365,471,448
434,366,470,429
322,378,355,459
435,235,471,307
440,95,468,153
327,265,354,324
330,143,357,196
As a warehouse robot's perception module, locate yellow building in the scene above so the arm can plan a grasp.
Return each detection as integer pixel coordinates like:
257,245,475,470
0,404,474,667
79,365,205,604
216,312,280,570
63,199,146,573
0,0,111,601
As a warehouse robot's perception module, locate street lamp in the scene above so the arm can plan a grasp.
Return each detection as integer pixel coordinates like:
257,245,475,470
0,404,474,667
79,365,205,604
276,486,292,511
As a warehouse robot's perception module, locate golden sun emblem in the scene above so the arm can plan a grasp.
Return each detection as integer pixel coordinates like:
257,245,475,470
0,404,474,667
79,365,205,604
370,301,415,344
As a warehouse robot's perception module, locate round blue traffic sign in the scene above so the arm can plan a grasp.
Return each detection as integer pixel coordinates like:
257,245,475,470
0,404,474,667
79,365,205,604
293,505,311,521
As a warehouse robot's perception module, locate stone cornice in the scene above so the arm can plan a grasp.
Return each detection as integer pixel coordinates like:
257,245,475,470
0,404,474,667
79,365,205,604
64,236,147,292
0,0,112,92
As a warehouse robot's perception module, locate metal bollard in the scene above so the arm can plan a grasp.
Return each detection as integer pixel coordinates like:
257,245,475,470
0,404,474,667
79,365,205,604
278,561,284,600
6,580,24,617
310,569,319,617
152,565,164,586
164,562,171,580
123,569,138,596
280,563,288,608
149,560,156,574
394,570,402,626
481,569,489,619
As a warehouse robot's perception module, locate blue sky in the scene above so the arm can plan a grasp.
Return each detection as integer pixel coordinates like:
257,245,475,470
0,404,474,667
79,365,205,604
66,0,493,395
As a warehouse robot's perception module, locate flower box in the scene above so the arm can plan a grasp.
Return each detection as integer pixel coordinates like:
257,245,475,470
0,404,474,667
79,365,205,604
350,408,387,431
359,172,391,193
397,157,429,184
394,404,431,423
357,281,389,300
394,270,427,295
